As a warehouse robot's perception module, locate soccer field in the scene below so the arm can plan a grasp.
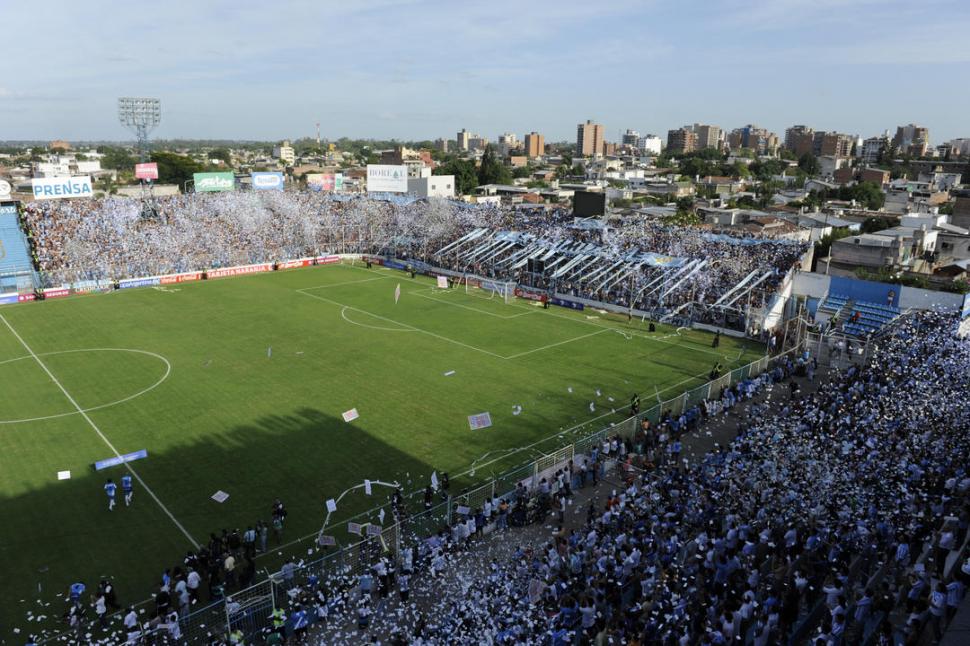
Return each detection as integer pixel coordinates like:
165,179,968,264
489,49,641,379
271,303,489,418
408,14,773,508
0,261,762,637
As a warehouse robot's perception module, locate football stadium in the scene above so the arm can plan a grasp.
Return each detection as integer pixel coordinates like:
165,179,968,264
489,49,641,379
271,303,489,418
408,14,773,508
3,2,970,639
2,187,969,645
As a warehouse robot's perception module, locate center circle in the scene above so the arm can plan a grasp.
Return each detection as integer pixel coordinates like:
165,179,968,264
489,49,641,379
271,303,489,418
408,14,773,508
0,348,171,424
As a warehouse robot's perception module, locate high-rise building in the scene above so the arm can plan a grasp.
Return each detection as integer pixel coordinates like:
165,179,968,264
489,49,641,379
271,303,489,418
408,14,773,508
728,125,778,155
498,132,518,148
273,140,295,165
690,124,722,150
524,132,545,158
784,125,815,157
576,120,605,157
496,132,519,156
819,132,854,158
639,135,662,155
947,138,970,158
861,135,889,165
622,129,641,148
457,129,471,152
892,124,930,156
434,138,449,153
468,136,488,152
667,128,698,154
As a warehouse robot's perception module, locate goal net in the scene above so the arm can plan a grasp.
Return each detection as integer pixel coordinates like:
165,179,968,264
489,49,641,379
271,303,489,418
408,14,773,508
465,275,516,304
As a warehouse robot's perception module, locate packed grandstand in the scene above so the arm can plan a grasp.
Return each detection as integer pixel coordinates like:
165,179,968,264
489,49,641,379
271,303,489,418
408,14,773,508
19,193,805,328
4,194,970,645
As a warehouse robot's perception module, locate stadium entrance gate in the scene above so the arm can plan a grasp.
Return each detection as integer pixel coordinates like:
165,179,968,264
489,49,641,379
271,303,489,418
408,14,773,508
227,578,276,639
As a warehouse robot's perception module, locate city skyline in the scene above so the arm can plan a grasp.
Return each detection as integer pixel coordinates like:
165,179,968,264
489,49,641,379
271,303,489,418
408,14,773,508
2,0,969,143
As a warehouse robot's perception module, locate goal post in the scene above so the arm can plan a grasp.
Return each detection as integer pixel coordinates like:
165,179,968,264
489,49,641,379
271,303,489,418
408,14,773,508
466,275,516,304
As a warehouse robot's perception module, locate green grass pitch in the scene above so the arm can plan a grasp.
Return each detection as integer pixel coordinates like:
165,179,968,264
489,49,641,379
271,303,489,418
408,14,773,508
0,261,762,637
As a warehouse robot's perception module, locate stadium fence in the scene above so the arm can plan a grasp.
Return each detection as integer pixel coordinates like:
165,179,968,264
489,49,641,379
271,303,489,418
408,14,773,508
159,344,802,644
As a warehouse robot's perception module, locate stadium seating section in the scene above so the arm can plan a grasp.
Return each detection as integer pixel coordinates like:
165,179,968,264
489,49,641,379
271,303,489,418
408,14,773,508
818,292,900,337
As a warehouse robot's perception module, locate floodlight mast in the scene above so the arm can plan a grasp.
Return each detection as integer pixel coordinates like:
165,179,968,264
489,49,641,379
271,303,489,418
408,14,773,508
117,97,160,162
118,97,161,219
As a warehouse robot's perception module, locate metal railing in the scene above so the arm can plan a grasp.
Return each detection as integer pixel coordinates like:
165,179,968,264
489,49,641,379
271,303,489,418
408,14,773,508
165,345,799,644
39,339,803,645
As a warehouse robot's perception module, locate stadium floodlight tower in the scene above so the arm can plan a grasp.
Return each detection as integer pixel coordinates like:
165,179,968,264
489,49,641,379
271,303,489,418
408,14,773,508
118,97,160,161
118,97,161,219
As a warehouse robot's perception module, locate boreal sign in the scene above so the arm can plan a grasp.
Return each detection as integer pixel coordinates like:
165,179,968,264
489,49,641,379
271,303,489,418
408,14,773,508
366,164,407,193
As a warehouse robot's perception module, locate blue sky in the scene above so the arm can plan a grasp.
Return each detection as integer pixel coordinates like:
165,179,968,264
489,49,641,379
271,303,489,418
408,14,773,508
2,0,968,143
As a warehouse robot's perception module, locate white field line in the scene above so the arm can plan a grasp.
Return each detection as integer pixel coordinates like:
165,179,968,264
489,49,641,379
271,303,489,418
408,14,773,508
297,289,508,359
0,348,171,425
300,275,392,291
0,314,200,549
408,289,536,320
340,306,415,332
503,329,610,359
305,264,746,363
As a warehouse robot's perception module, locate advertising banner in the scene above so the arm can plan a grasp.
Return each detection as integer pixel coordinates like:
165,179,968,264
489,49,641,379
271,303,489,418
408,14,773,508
159,272,202,285
42,287,71,299
334,173,344,190
314,255,341,265
0,292,20,305
119,276,161,289
207,263,274,279
963,293,970,319
134,162,159,180
193,172,235,193
31,176,93,200
306,173,324,190
366,165,407,193
71,280,113,294
550,296,584,311
363,255,384,266
18,293,35,303
251,171,284,191
514,287,547,302
94,449,148,471
278,258,314,270
0,179,11,199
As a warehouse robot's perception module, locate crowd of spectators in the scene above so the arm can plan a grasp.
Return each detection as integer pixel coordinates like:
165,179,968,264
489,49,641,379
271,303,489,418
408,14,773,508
224,310,967,646
33,307,970,645
21,194,803,321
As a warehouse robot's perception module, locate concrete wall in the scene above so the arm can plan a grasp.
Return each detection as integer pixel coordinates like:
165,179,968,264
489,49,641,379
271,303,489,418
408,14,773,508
792,272,830,299
898,286,964,311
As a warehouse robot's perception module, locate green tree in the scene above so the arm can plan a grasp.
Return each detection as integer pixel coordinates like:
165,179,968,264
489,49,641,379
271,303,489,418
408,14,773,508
151,151,204,188
839,181,885,210
860,217,891,233
208,148,233,165
750,158,785,181
797,153,820,177
756,180,784,208
434,159,478,195
99,147,137,172
813,228,853,268
477,145,512,185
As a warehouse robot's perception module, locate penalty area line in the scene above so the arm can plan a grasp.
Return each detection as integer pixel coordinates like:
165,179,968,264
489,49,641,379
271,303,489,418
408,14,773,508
0,313,200,550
